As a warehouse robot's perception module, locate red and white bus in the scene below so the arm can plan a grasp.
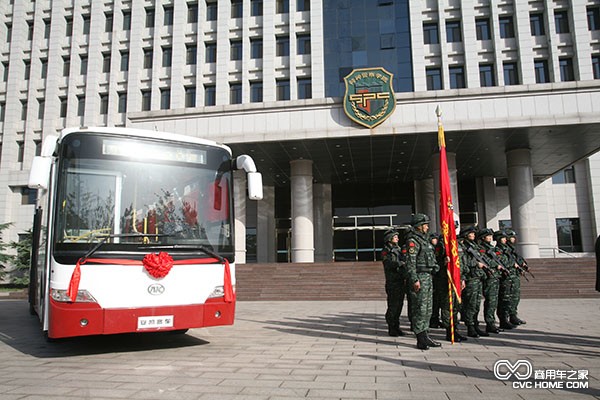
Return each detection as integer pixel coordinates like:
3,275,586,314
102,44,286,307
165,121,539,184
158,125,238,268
27,127,262,339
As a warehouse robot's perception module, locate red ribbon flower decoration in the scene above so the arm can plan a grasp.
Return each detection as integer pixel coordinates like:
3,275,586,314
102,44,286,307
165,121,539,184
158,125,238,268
143,252,174,279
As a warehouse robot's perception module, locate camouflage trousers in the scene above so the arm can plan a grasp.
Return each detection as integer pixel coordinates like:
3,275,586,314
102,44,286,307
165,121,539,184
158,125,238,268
497,273,513,319
409,272,433,335
385,272,408,331
509,273,521,316
430,274,447,325
482,276,500,326
461,278,482,326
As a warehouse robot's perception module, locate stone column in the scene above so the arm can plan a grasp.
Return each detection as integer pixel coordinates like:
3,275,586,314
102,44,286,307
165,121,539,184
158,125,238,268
257,185,276,263
233,170,247,264
506,148,540,258
414,178,437,230
314,183,333,262
290,160,314,263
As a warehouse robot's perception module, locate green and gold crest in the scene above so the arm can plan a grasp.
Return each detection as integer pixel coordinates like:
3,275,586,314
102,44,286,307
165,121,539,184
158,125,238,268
343,67,396,129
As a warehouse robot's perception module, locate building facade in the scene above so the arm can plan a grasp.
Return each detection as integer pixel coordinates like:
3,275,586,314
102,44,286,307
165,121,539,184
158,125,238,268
1,0,600,268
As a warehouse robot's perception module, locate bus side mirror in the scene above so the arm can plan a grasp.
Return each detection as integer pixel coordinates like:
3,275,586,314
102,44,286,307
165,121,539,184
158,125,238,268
28,156,52,190
247,172,263,200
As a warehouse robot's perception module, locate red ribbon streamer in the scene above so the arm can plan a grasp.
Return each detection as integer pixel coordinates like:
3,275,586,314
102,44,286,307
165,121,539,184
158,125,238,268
66,254,234,303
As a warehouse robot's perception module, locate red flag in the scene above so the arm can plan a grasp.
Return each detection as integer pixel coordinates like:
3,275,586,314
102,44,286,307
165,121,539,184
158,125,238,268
438,117,462,303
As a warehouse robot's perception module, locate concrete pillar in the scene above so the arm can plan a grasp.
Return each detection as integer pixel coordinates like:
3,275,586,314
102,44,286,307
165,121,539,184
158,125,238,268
290,159,314,263
314,183,333,262
506,148,540,258
233,170,247,264
414,178,437,230
430,152,460,233
257,185,276,263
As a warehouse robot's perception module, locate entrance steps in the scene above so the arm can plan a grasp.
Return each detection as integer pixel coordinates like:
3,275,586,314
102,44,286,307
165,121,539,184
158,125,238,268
235,258,600,301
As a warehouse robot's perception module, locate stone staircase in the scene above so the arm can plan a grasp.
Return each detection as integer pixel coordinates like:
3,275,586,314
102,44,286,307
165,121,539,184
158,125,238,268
235,258,600,301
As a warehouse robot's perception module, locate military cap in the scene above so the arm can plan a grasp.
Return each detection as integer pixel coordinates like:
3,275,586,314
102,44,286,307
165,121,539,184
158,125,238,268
505,229,517,237
411,213,430,227
383,229,399,243
459,226,477,237
493,230,508,241
477,228,494,239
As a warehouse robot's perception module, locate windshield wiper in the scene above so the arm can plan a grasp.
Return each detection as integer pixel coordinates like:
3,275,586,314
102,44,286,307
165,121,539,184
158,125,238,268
139,244,225,262
81,233,174,261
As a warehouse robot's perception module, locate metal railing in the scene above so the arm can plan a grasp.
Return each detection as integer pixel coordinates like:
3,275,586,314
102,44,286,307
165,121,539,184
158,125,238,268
539,247,577,258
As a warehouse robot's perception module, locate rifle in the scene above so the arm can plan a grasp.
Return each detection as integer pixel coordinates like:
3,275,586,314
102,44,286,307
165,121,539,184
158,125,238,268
465,246,494,278
516,261,535,280
483,248,510,277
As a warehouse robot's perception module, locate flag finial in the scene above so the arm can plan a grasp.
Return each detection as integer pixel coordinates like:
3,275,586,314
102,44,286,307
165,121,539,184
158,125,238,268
435,105,442,118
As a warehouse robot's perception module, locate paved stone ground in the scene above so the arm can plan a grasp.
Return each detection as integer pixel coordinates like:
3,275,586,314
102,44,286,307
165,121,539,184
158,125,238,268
0,298,598,400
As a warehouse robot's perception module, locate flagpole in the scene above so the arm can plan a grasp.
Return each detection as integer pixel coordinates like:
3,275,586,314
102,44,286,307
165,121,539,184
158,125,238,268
436,105,455,344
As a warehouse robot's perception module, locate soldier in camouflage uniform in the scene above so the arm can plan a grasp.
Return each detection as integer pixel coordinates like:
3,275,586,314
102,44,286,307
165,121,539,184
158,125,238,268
381,229,407,337
429,233,446,329
406,213,441,350
506,229,527,326
459,226,489,338
494,230,516,329
478,228,503,334
439,235,468,342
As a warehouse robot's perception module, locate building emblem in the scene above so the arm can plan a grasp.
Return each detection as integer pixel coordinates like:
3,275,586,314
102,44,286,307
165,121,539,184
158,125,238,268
343,67,396,128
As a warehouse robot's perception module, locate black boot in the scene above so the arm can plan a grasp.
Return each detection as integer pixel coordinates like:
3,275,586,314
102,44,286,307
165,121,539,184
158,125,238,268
446,328,467,342
500,317,515,330
416,332,429,350
425,333,442,347
510,315,526,325
474,324,489,337
467,325,479,338
486,323,500,334
388,327,400,337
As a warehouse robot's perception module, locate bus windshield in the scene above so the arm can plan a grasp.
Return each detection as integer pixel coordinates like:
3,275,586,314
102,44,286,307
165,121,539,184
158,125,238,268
53,132,233,261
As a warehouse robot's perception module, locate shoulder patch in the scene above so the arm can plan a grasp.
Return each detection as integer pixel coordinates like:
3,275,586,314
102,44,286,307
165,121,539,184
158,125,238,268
408,241,416,247
381,251,388,257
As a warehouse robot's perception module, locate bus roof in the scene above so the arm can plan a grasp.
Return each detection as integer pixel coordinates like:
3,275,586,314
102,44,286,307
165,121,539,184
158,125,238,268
59,126,232,155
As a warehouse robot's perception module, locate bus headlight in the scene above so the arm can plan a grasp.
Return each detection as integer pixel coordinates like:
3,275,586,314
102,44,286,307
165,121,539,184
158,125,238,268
207,286,224,298
50,289,97,303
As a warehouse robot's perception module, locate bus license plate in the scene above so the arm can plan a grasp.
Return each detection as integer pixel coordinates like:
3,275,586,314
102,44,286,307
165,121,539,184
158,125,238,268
137,315,174,330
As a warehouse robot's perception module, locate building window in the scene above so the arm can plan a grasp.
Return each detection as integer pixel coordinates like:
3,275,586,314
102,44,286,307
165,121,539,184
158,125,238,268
534,59,550,83
6,23,12,42
380,34,394,49
230,83,242,104
276,0,289,13
250,38,263,59
593,55,600,79
555,10,569,34
205,84,216,106
118,92,127,113
59,97,67,117
251,0,263,16
276,79,290,100
426,67,442,90
559,58,574,82
556,218,582,252
143,48,153,69
41,59,47,79
276,36,289,56
297,0,310,12
2,62,8,82
141,90,151,111
206,2,217,21
105,13,113,32
250,81,263,102
503,62,519,85
120,51,129,71
188,4,198,23
205,42,217,62
38,99,45,119
499,16,515,38
44,19,51,39
162,47,172,67
475,18,491,40
80,55,87,75
17,141,24,163
27,21,34,40
34,140,42,156
77,96,85,116
83,15,91,35
0,102,4,122
423,22,439,45
63,56,70,76
231,0,243,18
588,7,600,31
20,187,37,205
479,64,495,87
230,40,242,60
186,45,197,65
185,86,196,107
65,17,73,36
21,100,27,120
123,11,131,30
146,8,155,28
499,220,512,230
24,61,30,80
160,89,170,109
297,34,311,55
446,21,462,43
530,13,545,36
102,53,111,73
449,66,465,89
298,78,312,99
164,6,174,25
100,94,108,114
552,165,576,184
